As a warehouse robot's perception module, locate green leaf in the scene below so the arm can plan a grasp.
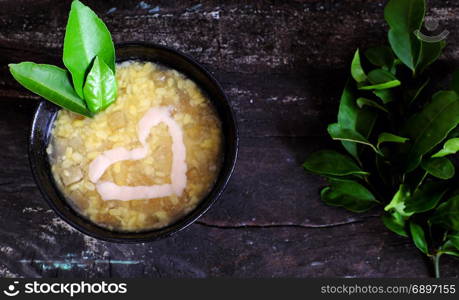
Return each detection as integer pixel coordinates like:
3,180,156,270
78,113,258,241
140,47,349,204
448,233,459,250
421,157,455,180
328,124,383,156
383,186,412,237
388,29,420,72
432,138,459,158
415,40,445,74
368,69,399,84
384,184,413,217
63,0,115,98
401,91,459,172
83,56,117,113
384,0,425,33
9,62,91,117
373,89,395,104
440,240,459,257
337,82,377,161
382,212,409,237
356,97,389,113
385,0,425,71
408,78,430,105
303,150,368,177
409,222,429,254
359,80,401,91
385,1,442,74
359,69,402,90
377,133,409,149
320,179,379,213
351,49,367,83
430,195,459,231
365,46,395,70
405,182,448,213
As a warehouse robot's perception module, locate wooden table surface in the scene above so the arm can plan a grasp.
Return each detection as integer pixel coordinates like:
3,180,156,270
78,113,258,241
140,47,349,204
1,0,459,278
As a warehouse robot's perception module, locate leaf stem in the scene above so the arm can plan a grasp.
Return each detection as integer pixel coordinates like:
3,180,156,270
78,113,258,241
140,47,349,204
414,171,428,194
433,253,442,279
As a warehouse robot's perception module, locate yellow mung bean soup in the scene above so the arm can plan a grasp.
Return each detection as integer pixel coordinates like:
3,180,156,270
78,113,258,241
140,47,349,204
47,61,223,232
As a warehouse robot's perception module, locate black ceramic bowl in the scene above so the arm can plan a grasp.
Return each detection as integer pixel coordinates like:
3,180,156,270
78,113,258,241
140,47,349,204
29,42,238,243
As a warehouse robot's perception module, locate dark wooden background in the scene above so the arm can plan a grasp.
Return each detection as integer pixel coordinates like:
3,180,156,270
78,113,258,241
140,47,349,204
1,0,458,278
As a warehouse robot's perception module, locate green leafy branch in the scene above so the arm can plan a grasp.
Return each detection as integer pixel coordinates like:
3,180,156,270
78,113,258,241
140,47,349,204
9,0,116,117
303,0,459,278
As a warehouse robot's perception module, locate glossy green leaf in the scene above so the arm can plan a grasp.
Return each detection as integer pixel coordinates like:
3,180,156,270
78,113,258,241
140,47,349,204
373,89,395,104
351,49,367,83
63,0,115,98
356,97,388,113
409,78,430,105
385,0,425,71
83,56,117,113
432,138,459,158
377,133,409,149
401,91,459,171
320,179,378,213
368,69,399,84
440,240,459,257
430,195,459,231
409,222,429,254
328,123,383,156
382,212,409,237
359,68,401,90
415,40,445,74
388,29,420,72
303,150,368,177
405,182,448,213
360,69,401,93
384,0,425,33
385,1,442,74
384,185,413,217
337,82,377,161
421,157,455,180
9,62,91,117
365,46,395,70
448,233,459,250
359,80,401,91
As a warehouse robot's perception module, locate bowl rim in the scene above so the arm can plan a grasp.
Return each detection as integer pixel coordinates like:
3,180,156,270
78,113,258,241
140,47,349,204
28,42,239,243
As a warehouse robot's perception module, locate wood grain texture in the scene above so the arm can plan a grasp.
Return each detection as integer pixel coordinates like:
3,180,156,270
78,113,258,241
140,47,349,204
0,0,459,278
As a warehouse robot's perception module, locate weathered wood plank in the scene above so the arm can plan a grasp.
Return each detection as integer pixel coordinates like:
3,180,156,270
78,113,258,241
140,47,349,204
0,212,452,278
0,0,459,278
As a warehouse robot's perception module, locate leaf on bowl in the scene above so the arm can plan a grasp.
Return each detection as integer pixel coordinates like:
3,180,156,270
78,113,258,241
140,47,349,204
9,62,91,117
83,56,117,114
63,0,115,98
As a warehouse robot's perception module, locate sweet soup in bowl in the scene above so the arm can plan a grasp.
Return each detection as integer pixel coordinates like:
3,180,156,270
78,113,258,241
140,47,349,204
47,61,223,232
